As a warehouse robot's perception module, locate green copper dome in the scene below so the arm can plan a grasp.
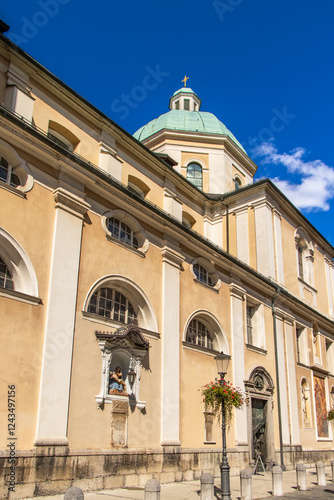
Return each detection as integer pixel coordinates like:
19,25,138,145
133,86,245,153
134,110,245,152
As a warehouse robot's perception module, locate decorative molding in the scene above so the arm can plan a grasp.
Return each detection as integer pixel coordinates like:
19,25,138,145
161,245,185,269
245,344,267,356
0,180,26,198
182,341,220,357
229,283,246,300
0,287,41,305
53,187,90,219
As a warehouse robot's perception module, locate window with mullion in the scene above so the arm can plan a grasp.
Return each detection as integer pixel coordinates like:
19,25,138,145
107,217,139,249
0,257,14,290
186,319,214,350
193,263,213,286
88,287,137,325
0,156,21,188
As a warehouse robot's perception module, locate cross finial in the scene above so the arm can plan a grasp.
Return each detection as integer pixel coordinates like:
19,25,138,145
182,75,189,87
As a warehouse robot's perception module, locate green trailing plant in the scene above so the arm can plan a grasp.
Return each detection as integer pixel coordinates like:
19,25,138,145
327,407,334,421
201,380,248,425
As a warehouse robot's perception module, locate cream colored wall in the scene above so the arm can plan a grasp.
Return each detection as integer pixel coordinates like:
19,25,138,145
281,218,299,295
0,67,6,104
31,91,99,165
314,252,329,313
67,210,163,449
122,161,164,207
179,262,231,448
248,207,257,270
0,182,55,450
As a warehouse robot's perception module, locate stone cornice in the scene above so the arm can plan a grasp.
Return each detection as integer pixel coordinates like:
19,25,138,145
53,187,91,219
229,282,246,300
161,246,185,269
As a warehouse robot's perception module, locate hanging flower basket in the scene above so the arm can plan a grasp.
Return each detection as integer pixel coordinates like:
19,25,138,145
327,407,334,421
201,380,248,425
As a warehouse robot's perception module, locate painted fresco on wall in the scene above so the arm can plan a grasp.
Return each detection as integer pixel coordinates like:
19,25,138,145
314,376,328,437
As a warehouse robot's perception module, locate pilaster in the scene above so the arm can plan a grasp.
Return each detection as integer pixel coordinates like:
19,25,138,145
273,209,284,285
233,205,249,265
160,245,184,446
283,314,301,446
253,199,276,278
324,257,334,317
273,309,290,445
35,188,90,445
229,283,248,445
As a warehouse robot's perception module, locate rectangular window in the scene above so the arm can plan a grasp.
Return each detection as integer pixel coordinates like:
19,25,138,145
184,99,190,111
175,100,179,110
247,306,253,345
298,246,304,280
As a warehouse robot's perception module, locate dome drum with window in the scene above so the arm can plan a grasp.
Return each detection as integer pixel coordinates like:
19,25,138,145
186,163,202,190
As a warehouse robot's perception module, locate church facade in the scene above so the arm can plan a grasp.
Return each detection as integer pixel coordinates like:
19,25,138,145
0,30,334,498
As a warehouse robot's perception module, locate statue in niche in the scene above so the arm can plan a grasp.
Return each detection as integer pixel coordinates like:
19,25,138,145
301,382,310,427
109,366,128,396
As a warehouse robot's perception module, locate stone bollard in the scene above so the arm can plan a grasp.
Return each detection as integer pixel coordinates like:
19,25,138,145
64,487,84,500
272,465,283,497
316,461,326,486
296,463,307,491
331,461,334,482
145,479,161,500
240,469,252,500
200,473,214,500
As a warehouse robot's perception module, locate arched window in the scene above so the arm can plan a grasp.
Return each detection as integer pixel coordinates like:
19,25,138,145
88,287,137,325
47,121,80,152
0,257,14,290
187,163,202,190
107,217,139,249
295,228,314,286
186,319,214,350
0,156,21,187
234,177,242,190
297,244,304,280
127,175,150,199
191,258,220,290
193,263,213,286
0,227,39,298
102,210,149,254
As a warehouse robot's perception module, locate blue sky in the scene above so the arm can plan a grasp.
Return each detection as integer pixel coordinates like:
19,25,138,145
2,0,334,245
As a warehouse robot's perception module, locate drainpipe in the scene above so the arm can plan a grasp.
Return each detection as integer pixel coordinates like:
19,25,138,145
221,201,229,253
272,287,285,470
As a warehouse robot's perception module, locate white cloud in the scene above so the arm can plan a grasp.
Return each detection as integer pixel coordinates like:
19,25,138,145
253,142,334,211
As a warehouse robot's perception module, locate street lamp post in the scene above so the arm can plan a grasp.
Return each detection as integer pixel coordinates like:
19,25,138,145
215,352,231,500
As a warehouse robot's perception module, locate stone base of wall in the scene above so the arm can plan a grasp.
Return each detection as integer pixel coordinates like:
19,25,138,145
279,446,334,470
0,446,333,499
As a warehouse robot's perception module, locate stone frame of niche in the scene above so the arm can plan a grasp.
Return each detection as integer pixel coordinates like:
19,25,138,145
244,366,276,469
95,324,150,411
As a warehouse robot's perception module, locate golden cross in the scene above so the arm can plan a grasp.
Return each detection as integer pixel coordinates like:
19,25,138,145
182,75,189,87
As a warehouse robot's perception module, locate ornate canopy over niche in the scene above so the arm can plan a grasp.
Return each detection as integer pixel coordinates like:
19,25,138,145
245,367,275,396
95,324,149,410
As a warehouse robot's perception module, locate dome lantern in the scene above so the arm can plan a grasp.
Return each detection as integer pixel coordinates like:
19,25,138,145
169,87,202,112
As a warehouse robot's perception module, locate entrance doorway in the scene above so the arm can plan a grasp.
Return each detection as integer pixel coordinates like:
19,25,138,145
252,398,267,462
246,367,275,469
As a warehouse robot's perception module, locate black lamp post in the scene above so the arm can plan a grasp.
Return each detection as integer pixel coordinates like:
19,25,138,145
215,352,231,500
